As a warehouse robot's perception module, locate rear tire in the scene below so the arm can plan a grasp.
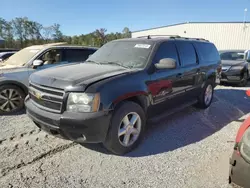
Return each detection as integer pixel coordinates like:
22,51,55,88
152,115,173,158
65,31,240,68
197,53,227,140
0,85,25,114
103,101,146,155
196,80,214,109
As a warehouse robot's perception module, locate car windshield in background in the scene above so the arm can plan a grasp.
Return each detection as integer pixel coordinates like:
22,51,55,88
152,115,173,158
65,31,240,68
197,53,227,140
220,51,245,61
86,41,153,68
4,47,41,66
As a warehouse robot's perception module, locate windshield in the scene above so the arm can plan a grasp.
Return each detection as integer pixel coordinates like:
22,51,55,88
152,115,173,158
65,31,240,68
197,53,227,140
220,51,245,61
86,41,153,68
4,47,41,66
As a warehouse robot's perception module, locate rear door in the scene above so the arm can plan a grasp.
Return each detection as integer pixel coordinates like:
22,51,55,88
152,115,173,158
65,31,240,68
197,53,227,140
147,41,186,116
175,40,201,99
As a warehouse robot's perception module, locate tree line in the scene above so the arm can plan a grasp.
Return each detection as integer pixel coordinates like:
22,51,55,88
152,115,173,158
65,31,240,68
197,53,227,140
0,17,131,49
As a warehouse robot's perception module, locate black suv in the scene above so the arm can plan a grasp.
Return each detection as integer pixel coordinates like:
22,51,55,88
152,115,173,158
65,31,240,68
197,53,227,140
25,36,221,155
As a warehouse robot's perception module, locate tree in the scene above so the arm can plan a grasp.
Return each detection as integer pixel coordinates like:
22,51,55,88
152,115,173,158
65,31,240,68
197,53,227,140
95,28,107,46
0,16,131,49
122,27,131,38
43,26,54,42
52,23,63,42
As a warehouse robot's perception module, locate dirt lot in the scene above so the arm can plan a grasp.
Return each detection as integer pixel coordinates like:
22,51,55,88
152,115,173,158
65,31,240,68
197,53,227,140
0,84,250,188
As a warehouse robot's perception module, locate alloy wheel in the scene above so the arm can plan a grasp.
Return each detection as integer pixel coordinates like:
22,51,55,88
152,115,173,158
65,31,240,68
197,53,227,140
0,89,23,112
118,112,142,147
204,84,213,106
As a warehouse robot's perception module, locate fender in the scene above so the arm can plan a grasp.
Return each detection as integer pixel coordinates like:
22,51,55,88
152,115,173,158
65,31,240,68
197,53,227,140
0,79,28,94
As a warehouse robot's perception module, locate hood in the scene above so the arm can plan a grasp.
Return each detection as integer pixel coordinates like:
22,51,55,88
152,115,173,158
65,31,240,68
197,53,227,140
221,60,245,66
30,63,132,90
0,64,23,70
0,64,27,74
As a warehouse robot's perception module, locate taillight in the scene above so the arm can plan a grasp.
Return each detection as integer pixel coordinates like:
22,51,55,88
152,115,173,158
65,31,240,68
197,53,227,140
246,90,250,97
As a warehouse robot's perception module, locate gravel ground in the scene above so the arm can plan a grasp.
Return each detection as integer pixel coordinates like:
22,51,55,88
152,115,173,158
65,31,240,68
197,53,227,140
0,84,250,188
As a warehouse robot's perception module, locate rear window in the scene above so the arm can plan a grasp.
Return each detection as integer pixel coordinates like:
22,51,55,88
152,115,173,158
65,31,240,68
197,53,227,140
194,42,220,62
220,51,244,60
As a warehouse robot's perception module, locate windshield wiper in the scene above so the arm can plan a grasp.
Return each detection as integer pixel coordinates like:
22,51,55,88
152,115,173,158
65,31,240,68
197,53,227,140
104,61,131,69
85,60,101,65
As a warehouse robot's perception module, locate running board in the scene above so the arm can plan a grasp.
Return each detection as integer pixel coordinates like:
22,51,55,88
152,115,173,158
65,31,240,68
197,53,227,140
148,100,198,124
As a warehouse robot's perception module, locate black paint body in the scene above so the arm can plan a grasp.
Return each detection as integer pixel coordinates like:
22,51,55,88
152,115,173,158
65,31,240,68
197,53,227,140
25,37,221,143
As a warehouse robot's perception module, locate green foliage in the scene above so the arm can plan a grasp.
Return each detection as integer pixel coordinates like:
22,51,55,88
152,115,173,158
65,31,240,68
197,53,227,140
0,17,131,49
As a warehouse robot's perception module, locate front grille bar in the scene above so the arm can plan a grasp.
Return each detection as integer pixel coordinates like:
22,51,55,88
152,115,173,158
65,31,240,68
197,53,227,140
29,82,65,113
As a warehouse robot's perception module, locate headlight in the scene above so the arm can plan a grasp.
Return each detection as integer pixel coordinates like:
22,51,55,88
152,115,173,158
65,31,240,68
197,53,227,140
240,127,250,162
230,66,244,71
66,93,100,113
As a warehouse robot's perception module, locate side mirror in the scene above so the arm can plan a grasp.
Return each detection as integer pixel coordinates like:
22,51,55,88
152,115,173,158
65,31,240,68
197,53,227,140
155,58,176,69
88,54,92,58
245,50,250,62
32,59,43,67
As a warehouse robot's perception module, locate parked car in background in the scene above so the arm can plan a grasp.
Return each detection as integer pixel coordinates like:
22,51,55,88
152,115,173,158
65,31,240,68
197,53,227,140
0,42,97,114
0,49,19,53
229,89,250,188
0,51,16,63
25,35,221,155
219,50,249,86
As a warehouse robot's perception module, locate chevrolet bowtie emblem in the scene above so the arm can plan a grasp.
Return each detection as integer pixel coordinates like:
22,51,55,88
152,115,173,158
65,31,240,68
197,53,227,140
34,91,42,100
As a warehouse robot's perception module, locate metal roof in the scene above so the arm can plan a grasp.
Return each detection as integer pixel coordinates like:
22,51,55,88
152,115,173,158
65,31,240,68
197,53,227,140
132,21,250,33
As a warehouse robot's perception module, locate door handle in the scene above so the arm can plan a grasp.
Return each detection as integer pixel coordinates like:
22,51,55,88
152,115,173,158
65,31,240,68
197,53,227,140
176,73,183,78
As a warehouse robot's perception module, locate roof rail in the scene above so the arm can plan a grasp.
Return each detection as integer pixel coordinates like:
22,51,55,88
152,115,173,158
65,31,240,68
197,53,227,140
136,35,209,41
182,37,209,41
137,35,181,39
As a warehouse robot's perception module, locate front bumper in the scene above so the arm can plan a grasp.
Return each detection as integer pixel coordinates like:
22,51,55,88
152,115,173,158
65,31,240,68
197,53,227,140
220,70,244,83
25,97,112,143
229,150,250,188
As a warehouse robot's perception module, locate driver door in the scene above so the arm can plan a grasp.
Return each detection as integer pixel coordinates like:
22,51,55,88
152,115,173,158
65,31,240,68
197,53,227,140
28,49,65,75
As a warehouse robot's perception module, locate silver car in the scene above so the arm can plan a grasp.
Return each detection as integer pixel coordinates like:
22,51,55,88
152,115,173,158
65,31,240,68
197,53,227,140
0,43,97,114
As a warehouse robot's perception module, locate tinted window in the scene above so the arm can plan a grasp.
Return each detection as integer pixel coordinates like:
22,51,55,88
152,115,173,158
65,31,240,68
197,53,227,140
220,51,244,60
64,49,96,62
175,41,197,66
194,42,220,62
153,42,179,64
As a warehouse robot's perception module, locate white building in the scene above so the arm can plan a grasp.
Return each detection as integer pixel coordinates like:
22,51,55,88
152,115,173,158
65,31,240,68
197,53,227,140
131,22,250,50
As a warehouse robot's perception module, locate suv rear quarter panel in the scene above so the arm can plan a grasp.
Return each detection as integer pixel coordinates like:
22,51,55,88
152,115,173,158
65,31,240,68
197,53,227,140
193,42,221,86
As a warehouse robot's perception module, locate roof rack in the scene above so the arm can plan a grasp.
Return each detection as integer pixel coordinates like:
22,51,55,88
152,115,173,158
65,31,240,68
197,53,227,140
183,37,209,41
137,35,181,39
137,35,209,41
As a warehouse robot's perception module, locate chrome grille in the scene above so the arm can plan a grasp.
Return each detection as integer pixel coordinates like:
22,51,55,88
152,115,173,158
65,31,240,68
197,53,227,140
29,82,65,113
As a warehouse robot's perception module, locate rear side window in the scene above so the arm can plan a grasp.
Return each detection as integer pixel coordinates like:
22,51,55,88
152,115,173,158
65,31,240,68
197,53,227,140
175,41,197,67
194,42,220,62
153,42,179,64
63,49,96,62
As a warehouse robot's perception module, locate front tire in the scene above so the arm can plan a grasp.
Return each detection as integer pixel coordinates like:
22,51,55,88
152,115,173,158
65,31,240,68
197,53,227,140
0,85,25,114
239,72,248,87
103,101,146,155
196,80,214,109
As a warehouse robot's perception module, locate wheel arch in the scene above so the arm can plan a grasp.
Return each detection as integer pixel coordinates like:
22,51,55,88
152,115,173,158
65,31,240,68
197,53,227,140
112,92,150,114
0,80,28,95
